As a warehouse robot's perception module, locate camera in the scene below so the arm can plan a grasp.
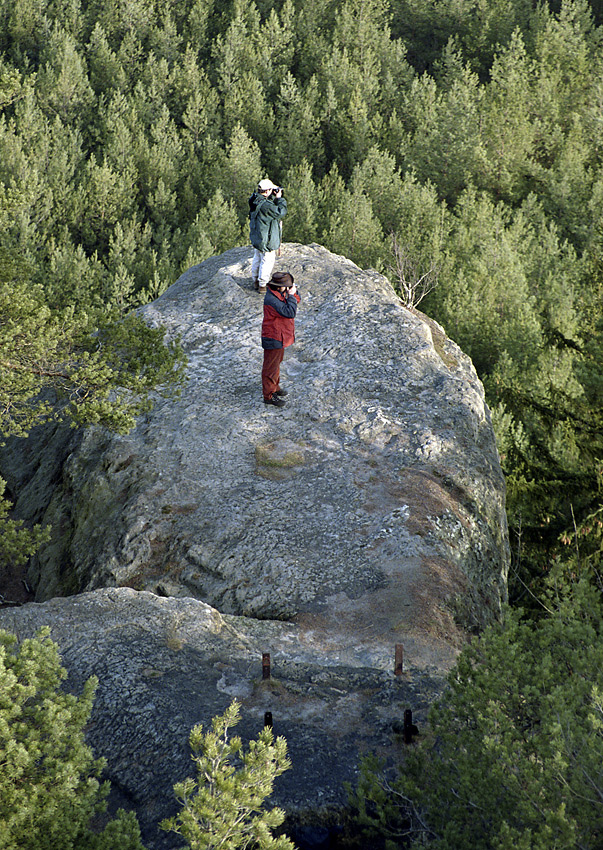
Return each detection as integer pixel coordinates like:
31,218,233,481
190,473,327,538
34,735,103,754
270,187,283,197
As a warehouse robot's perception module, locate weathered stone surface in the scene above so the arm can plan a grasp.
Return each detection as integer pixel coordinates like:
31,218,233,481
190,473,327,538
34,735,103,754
1,243,509,655
0,244,511,847
0,588,448,849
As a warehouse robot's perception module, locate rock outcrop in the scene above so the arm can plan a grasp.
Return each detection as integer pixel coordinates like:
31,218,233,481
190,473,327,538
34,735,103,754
2,243,508,646
0,588,447,849
0,243,510,847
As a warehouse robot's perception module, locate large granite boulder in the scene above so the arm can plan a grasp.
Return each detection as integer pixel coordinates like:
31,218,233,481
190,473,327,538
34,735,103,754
2,243,508,655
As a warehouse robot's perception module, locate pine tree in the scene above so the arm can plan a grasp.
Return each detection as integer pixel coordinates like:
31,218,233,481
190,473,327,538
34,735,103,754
147,3,182,64
270,73,323,176
161,700,296,850
257,0,296,97
84,0,156,48
532,0,595,132
135,100,184,229
188,0,216,52
348,146,406,233
323,186,385,271
318,49,380,175
219,123,264,223
351,574,603,849
282,159,321,245
391,0,535,77
480,30,537,202
0,176,185,438
224,71,273,153
78,152,136,254
0,626,146,850
428,187,591,593
0,270,185,435
431,189,546,375
401,53,488,203
44,236,105,311
1,0,49,60
541,116,595,249
36,25,95,126
181,188,243,271
211,0,263,140
86,22,127,96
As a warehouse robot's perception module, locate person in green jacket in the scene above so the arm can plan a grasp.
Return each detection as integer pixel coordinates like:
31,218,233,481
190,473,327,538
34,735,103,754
248,178,287,293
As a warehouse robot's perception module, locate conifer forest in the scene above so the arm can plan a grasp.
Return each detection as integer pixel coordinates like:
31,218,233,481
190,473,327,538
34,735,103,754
2,0,603,846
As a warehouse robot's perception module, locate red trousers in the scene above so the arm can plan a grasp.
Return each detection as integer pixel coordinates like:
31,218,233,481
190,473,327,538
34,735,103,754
262,348,285,400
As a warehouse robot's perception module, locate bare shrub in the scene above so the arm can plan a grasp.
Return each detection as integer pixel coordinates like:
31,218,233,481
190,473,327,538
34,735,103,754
387,232,439,309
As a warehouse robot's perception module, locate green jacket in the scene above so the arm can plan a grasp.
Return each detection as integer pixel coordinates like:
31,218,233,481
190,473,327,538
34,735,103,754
248,192,287,252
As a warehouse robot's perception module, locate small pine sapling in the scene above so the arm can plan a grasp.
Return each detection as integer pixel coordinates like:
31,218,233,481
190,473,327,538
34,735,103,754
161,700,296,850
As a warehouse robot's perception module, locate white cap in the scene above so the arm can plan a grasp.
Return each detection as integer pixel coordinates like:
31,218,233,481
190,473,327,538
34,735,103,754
258,178,279,191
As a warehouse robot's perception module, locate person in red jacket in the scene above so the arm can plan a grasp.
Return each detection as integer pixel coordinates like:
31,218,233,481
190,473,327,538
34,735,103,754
261,271,300,407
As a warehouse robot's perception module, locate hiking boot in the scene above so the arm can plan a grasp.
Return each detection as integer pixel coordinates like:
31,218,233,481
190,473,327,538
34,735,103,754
274,388,288,397
264,395,286,408
258,285,267,294
253,280,259,291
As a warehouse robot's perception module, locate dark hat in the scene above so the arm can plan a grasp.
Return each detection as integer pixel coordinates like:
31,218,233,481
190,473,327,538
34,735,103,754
269,271,294,289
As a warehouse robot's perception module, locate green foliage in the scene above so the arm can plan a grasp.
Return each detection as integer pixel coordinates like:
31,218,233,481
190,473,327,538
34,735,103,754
324,186,385,271
351,574,603,849
0,627,145,850
0,269,186,438
0,227,185,570
390,0,535,75
0,477,50,572
401,57,488,204
161,700,296,850
281,159,322,245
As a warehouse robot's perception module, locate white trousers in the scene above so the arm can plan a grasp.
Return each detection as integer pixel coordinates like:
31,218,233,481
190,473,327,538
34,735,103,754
252,248,276,285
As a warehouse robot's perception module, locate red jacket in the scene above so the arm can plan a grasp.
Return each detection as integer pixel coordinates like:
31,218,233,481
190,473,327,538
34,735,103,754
261,287,300,349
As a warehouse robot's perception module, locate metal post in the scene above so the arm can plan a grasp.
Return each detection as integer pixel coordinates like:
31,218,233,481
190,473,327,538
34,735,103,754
394,644,404,676
262,652,271,680
403,709,418,743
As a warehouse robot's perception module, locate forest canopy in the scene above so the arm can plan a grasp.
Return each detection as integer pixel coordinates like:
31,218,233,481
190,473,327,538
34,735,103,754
0,0,602,591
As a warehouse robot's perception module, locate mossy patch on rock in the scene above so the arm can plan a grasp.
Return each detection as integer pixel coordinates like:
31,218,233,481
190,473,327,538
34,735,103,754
255,439,306,480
